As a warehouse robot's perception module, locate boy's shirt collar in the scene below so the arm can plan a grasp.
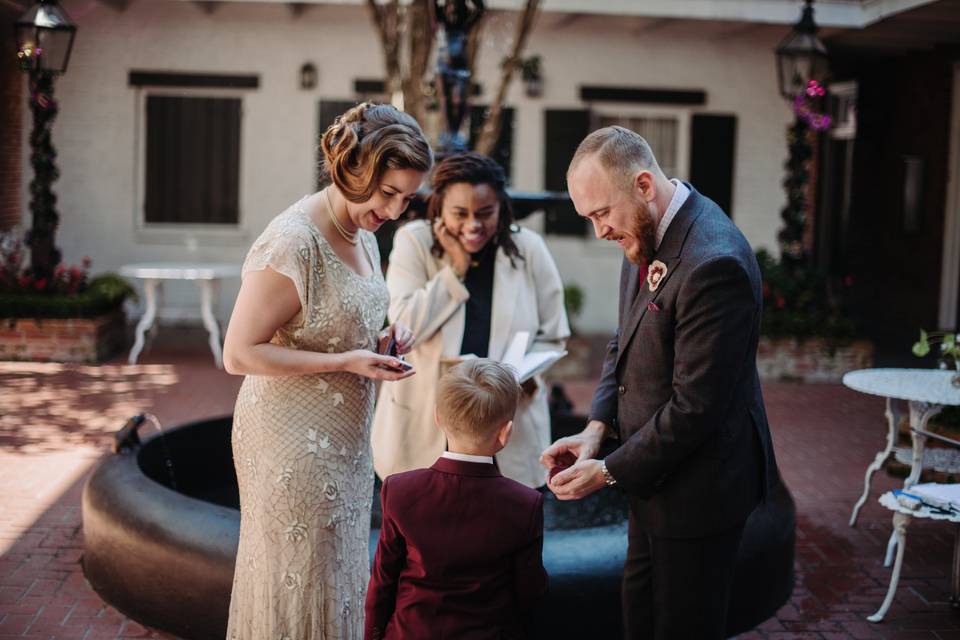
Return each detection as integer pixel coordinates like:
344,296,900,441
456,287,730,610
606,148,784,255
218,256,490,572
441,451,495,465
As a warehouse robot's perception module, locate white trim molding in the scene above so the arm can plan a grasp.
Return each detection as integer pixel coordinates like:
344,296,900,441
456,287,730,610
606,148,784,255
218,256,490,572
939,63,960,331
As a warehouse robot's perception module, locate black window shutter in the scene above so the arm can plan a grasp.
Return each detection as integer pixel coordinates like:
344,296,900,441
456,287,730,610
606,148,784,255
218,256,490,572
145,96,241,225
317,100,362,190
469,105,514,182
689,114,737,218
544,109,590,236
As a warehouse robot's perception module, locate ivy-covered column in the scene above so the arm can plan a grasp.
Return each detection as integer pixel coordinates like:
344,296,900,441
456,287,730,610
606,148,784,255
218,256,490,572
25,70,62,281
778,80,830,275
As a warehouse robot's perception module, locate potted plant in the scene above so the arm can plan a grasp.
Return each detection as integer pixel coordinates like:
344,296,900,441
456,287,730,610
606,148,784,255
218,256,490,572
913,329,960,387
0,232,134,363
518,55,542,98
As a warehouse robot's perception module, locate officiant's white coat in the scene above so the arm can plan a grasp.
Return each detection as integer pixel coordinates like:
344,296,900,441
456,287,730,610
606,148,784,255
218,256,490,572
372,219,570,487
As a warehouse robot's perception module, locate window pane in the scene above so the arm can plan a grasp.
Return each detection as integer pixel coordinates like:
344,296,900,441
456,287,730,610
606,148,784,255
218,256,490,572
145,95,241,225
596,115,678,176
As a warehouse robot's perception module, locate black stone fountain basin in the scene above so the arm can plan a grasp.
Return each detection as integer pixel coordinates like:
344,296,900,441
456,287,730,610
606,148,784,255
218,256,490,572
81,415,795,639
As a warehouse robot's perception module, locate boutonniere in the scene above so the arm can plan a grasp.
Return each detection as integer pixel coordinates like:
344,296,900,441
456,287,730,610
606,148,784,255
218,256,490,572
647,260,668,292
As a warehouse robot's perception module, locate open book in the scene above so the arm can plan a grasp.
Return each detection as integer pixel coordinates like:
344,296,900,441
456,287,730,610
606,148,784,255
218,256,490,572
500,331,567,383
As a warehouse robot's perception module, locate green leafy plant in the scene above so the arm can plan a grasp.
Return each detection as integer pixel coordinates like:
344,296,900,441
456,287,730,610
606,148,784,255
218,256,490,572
913,329,960,367
0,232,135,319
517,55,541,83
913,329,960,390
563,283,584,325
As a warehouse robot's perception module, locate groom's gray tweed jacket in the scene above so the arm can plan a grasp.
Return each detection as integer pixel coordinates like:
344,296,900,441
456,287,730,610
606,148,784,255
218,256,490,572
591,185,779,539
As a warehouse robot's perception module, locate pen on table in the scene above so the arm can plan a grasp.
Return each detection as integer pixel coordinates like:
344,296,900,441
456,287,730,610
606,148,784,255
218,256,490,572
893,489,959,515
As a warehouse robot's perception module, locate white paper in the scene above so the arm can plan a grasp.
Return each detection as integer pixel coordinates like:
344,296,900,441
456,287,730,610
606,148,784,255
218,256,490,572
500,331,566,383
515,349,568,383
501,332,530,371
910,483,960,510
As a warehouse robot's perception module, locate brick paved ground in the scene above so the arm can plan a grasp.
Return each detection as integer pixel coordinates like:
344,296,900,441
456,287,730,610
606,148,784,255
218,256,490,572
2,341,959,639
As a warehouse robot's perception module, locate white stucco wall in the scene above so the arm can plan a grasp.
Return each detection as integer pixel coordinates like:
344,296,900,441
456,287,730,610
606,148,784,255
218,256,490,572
18,0,794,332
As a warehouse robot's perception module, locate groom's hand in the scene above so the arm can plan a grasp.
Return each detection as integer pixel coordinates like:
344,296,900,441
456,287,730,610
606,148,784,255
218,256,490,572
539,420,607,469
548,459,606,501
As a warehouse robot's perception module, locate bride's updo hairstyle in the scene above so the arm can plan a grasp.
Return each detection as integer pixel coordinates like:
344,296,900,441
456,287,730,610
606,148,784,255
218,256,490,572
320,102,433,203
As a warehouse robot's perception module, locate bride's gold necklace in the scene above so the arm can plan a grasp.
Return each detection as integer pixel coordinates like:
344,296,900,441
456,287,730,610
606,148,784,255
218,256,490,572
324,189,358,245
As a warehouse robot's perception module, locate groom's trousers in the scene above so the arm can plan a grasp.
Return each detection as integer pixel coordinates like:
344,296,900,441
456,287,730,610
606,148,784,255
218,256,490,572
621,512,746,640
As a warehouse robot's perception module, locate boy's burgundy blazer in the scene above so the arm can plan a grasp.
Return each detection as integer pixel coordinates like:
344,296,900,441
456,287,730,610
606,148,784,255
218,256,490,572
364,456,547,640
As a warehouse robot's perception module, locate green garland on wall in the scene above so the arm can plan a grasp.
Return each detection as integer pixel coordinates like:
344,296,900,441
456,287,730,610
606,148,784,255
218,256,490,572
777,115,812,274
25,71,62,281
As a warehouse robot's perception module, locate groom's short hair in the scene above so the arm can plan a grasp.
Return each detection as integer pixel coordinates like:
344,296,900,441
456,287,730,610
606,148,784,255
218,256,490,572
437,359,519,442
567,125,663,194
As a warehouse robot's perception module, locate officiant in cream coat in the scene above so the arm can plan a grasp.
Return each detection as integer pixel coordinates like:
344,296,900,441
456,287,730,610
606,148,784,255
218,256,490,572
372,153,570,488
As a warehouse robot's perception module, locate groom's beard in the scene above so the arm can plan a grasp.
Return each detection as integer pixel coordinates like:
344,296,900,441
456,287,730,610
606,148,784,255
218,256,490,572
622,199,658,266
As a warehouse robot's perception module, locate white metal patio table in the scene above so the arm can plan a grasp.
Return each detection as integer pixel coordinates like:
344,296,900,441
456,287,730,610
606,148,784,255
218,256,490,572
119,262,241,368
843,368,960,528
842,368,960,621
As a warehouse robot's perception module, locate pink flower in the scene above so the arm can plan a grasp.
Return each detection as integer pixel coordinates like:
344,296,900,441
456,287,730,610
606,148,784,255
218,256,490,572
82,256,92,269
34,278,47,291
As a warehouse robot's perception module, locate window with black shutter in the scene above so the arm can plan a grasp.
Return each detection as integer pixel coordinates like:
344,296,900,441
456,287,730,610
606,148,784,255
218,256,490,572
689,114,737,217
544,109,590,236
317,99,363,190
144,95,242,225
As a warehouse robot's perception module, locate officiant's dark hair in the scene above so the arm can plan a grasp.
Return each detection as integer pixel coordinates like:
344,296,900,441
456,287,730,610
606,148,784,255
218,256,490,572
427,152,523,267
437,359,519,443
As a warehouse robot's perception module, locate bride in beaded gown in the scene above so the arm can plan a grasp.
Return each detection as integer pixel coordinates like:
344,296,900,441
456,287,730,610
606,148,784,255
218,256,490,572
222,103,432,639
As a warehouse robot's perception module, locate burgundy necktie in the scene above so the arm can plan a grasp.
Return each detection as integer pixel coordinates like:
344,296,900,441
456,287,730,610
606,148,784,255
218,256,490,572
634,262,648,301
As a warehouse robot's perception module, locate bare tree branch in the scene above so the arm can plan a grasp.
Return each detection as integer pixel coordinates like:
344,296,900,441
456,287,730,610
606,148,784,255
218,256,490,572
366,0,402,100
366,0,435,120
475,0,540,157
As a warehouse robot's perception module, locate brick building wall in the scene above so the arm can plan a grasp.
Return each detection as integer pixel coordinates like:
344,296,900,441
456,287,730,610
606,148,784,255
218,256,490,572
0,6,24,232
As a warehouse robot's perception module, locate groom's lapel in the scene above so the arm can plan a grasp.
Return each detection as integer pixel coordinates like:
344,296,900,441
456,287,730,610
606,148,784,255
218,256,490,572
615,189,704,370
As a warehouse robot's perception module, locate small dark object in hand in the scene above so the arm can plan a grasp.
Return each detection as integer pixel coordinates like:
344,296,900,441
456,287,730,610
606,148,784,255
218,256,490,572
549,451,578,480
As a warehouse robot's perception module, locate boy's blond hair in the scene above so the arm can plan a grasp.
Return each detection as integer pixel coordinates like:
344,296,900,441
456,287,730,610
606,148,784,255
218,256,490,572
436,359,520,443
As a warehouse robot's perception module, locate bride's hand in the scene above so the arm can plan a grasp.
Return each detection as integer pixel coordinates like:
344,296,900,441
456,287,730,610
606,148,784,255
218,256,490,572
433,218,471,278
342,350,415,381
378,323,415,356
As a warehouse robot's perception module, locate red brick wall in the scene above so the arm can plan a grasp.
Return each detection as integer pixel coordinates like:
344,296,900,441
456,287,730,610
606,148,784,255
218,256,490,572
0,312,128,363
0,6,24,232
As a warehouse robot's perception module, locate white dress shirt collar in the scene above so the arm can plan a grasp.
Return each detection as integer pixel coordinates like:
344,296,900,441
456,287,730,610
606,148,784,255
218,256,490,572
441,451,495,464
655,179,690,250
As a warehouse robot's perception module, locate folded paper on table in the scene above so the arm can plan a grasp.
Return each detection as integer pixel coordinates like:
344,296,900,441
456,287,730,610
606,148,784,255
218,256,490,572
908,483,960,511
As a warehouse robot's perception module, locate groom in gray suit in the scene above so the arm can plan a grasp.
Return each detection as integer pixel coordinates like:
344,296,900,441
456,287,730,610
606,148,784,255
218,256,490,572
542,126,778,639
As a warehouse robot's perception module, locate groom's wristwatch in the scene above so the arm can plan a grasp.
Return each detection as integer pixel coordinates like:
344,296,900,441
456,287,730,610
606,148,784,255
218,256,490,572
600,461,617,487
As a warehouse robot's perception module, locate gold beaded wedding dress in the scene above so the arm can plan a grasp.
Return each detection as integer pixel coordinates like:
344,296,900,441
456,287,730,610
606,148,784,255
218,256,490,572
227,198,387,639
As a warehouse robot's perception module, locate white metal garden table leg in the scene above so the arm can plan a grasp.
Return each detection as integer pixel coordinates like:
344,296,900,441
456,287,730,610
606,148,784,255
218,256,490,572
128,278,159,365
884,402,941,566
851,398,900,527
199,279,223,369
868,511,911,622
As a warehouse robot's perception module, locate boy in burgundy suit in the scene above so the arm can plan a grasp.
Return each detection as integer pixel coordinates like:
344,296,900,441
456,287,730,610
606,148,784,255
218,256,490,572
365,359,548,640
